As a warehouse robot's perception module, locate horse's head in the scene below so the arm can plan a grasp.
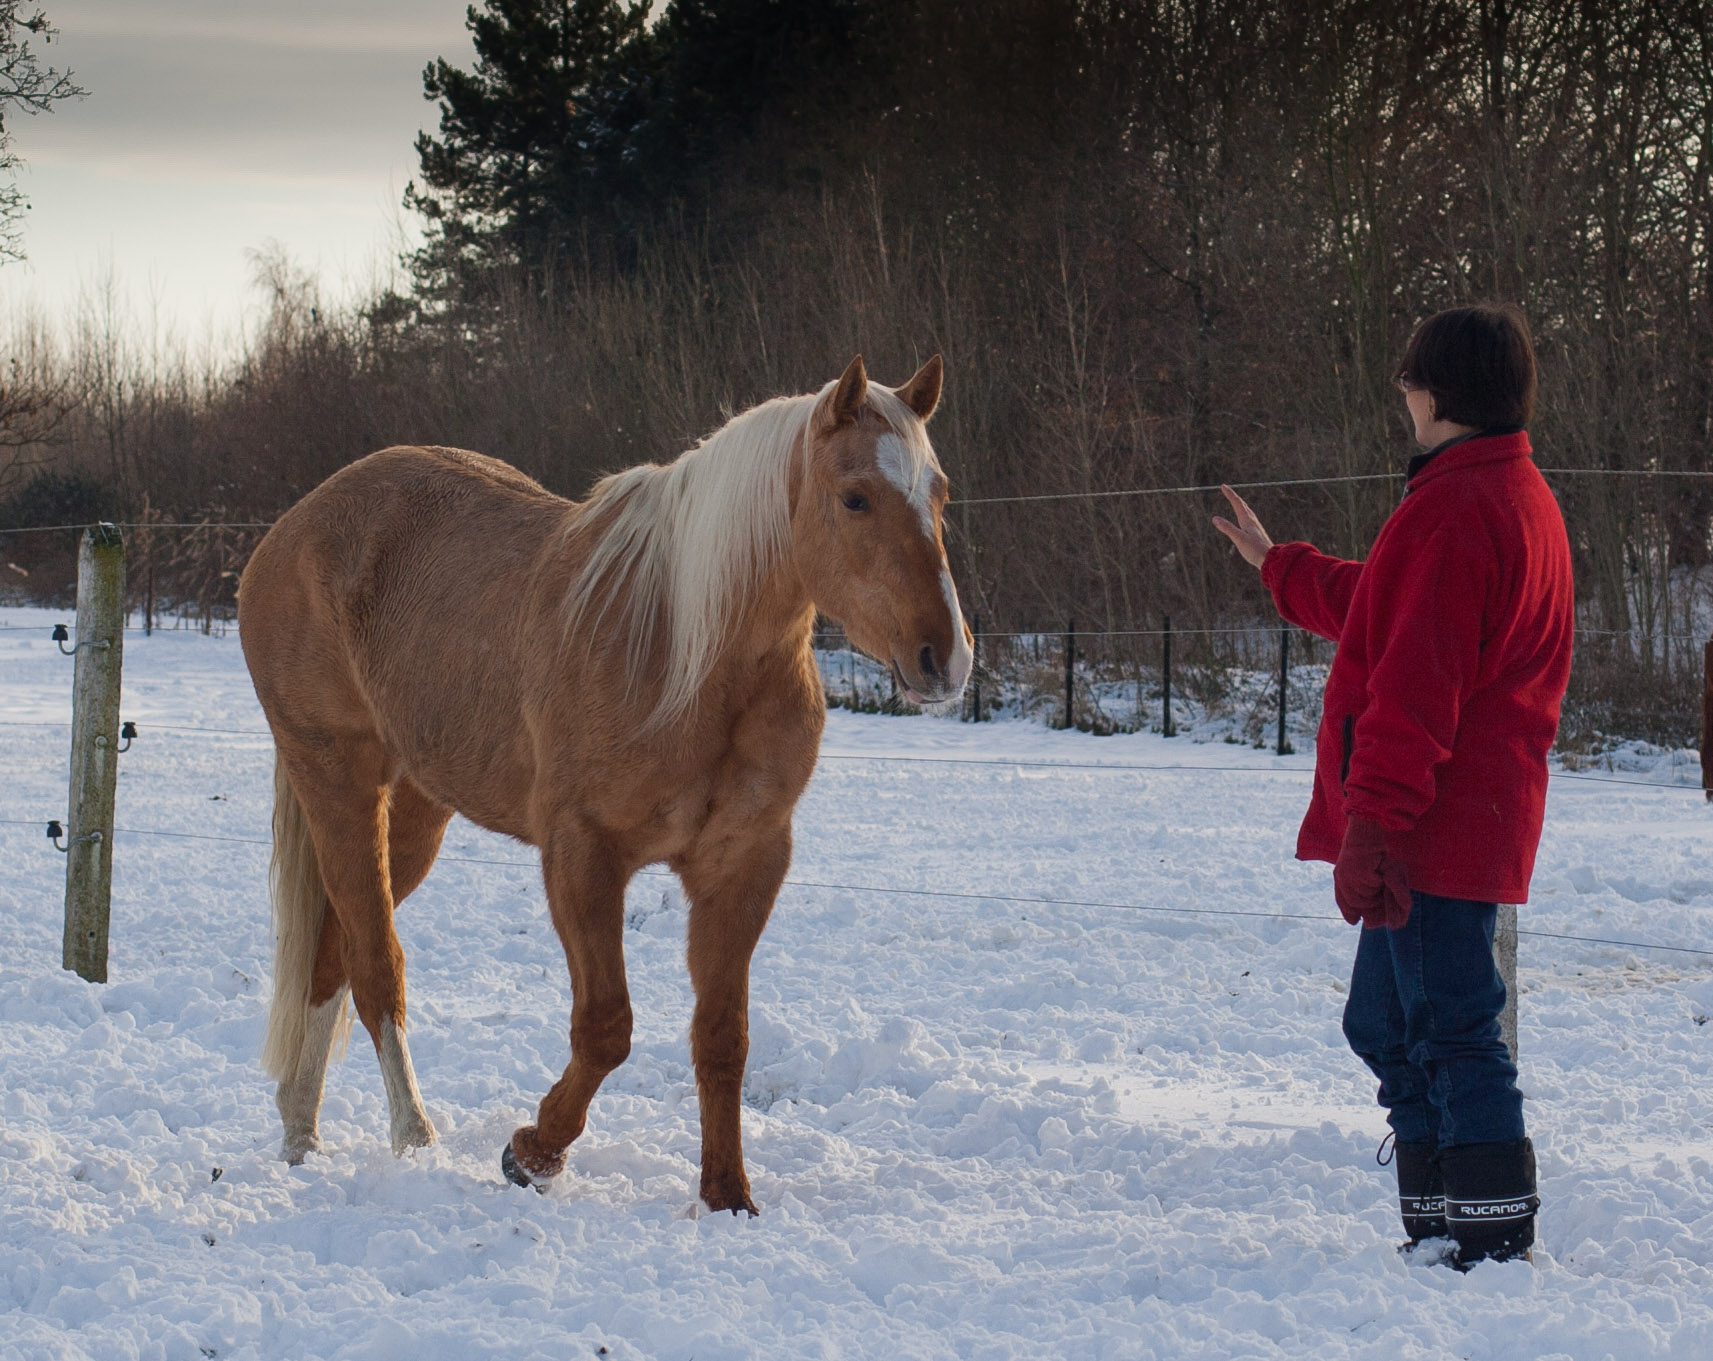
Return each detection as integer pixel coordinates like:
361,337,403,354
794,354,974,705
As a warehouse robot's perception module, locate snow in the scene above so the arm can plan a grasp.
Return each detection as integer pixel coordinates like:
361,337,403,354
3,605,1713,1360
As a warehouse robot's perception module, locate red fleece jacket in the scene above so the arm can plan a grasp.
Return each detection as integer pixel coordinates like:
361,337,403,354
1261,430,1573,903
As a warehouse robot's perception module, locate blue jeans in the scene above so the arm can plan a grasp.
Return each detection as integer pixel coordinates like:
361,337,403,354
1342,892,1526,1148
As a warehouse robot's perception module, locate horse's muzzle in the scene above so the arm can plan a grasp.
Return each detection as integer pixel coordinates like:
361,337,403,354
893,649,969,706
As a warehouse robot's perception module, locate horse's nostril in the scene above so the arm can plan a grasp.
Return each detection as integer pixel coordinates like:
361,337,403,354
919,644,938,679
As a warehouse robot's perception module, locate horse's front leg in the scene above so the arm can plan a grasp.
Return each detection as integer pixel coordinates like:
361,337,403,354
503,829,632,1188
679,822,791,1215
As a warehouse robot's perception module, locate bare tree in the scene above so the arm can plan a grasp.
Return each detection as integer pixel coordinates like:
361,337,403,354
0,2,82,262
0,323,71,496
0,4,80,487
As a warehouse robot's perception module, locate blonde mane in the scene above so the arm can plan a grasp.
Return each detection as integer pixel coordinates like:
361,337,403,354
563,381,938,727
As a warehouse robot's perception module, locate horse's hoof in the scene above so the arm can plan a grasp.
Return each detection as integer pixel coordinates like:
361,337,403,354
505,1126,566,1187
501,1141,548,1192
700,1182,760,1217
389,1110,437,1157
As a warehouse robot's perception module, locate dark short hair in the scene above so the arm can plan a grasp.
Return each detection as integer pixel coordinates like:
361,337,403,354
1396,304,1537,429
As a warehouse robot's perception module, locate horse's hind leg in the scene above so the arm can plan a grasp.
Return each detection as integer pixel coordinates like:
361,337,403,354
266,753,353,1163
284,744,439,1155
371,777,452,1150
276,912,352,1163
276,775,450,1161
505,832,632,1187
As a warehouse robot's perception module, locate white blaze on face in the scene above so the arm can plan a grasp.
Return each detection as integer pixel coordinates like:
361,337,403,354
942,568,974,692
876,427,970,694
875,432,936,539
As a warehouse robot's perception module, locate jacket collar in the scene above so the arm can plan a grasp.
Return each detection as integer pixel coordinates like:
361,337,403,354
1405,427,1531,492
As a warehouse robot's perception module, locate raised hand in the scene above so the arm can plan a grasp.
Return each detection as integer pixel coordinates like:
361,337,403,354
1211,484,1274,569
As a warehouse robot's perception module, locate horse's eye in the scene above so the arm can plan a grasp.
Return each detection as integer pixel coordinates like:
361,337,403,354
842,492,870,513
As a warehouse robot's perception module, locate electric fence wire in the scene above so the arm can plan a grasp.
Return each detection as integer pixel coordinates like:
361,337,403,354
7,462,1713,534
1,816,1708,961
0,718,1701,791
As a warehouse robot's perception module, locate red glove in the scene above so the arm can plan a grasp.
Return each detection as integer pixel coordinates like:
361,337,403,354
1333,816,1412,929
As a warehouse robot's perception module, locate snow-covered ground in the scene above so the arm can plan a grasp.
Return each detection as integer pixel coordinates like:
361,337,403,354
3,606,1712,1361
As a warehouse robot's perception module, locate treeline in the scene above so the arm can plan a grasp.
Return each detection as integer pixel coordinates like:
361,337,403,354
4,0,1712,738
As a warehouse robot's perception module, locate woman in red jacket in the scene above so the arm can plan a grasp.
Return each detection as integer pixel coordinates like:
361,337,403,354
1212,304,1573,1266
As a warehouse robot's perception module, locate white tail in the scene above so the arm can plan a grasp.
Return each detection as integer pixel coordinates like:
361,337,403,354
260,755,351,1081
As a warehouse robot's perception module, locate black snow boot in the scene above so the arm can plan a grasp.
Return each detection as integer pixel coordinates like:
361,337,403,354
1440,1138,1538,1266
1380,1135,1447,1246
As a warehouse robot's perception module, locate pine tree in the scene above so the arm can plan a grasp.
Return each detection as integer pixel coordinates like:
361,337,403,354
645,0,871,172
406,0,656,301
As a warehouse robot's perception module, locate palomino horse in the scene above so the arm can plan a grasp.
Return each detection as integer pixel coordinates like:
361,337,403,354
237,356,971,1213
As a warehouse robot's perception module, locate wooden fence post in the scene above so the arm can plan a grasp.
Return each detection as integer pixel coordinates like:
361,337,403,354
63,524,125,983
1494,903,1518,1065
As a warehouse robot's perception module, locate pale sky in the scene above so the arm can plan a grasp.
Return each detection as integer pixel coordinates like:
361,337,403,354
2,0,473,344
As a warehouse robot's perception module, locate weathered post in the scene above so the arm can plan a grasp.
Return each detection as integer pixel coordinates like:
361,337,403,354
1276,627,1293,756
1494,903,1518,1065
63,524,125,983
1161,615,1175,738
1063,617,1075,730
1702,638,1713,801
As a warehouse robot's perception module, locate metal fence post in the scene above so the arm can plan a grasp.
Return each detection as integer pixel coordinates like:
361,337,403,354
1161,615,1175,737
140,522,155,636
1276,627,1292,756
1494,903,1518,1065
970,613,983,723
1063,617,1075,730
63,524,126,983
1702,638,1713,801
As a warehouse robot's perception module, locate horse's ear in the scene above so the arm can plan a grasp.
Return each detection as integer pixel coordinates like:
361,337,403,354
896,354,943,422
825,354,868,428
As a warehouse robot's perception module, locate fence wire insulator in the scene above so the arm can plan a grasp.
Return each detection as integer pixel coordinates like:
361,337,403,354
46,820,101,854
52,622,110,656
118,721,137,753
